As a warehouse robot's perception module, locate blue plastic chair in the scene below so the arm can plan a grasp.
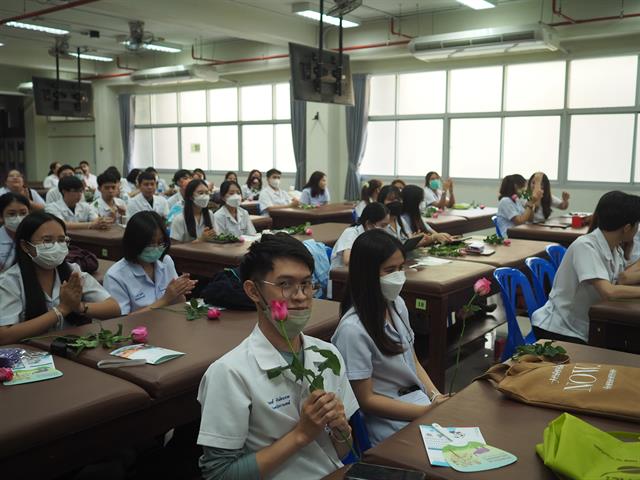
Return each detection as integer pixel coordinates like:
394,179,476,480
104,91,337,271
351,208,358,224
325,245,333,261
546,244,567,270
525,257,556,306
493,267,539,361
342,410,372,464
491,215,502,238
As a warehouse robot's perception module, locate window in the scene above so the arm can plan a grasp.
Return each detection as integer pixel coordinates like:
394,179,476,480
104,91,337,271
150,93,177,124
181,127,208,170
360,122,395,176
397,120,443,176
569,56,637,109
397,71,446,115
369,75,396,116
505,61,565,111
179,90,206,123
502,116,561,179
152,128,179,170
448,66,502,113
449,118,501,179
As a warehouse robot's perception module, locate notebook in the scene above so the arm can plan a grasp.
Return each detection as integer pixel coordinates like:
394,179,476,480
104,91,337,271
110,344,184,365
3,351,63,385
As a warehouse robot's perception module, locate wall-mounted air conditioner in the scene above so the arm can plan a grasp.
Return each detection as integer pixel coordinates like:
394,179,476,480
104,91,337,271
131,64,219,85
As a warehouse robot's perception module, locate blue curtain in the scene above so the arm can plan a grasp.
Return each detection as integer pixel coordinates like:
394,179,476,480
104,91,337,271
344,74,370,200
118,94,135,175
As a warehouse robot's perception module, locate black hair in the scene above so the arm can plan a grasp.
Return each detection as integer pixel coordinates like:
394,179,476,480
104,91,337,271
341,229,406,355
74,167,84,173
360,179,382,203
145,167,157,174
593,191,640,232
123,211,170,262
136,171,156,185
424,171,439,188
48,162,60,175
357,202,389,227
0,192,30,217
266,168,281,178
56,164,74,177
379,185,401,204
97,172,119,188
224,171,237,181
240,233,314,282
79,160,89,167
58,175,84,193
104,166,122,181
127,168,142,184
304,171,326,198
183,179,213,239
379,185,406,235
528,173,552,220
246,169,262,189
193,168,207,179
219,180,241,199
391,179,406,189
499,174,527,200
173,169,192,185
401,184,428,233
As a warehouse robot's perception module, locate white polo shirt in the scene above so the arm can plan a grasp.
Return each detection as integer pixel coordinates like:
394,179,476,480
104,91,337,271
197,325,359,480
258,186,291,215
102,256,178,315
43,174,58,190
93,196,127,220
170,211,216,242
167,191,184,209
127,193,169,219
45,199,99,223
213,206,256,238
424,187,443,206
330,225,364,269
84,173,98,190
630,230,640,265
531,228,627,342
0,226,16,273
496,196,525,238
354,201,367,219
0,187,45,206
532,195,563,223
399,213,435,235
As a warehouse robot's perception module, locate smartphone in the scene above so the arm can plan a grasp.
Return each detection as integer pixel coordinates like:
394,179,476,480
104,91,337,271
346,463,426,480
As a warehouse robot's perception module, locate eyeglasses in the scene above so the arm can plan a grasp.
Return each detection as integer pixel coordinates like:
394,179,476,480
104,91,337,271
30,237,71,250
261,280,319,299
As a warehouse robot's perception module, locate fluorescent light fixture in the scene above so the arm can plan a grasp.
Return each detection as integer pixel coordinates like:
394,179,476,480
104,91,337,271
451,43,514,58
5,21,69,35
121,40,182,53
295,10,359,27
456,0,496,10
69,51,113,62
0,42,4,47
507,40,558,53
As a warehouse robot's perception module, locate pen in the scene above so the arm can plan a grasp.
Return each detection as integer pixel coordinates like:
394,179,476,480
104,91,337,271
432,423,456,442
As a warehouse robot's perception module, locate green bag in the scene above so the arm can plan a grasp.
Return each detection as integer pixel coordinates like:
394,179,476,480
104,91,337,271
536,413,640,480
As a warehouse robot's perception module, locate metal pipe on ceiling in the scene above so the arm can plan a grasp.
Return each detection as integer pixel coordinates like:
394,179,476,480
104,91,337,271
548,0,640,26
0,0,102,25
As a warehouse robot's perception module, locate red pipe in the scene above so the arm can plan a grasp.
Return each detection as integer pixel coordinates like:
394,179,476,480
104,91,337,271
390,18,414,40
548,0,640,26
340,39,410,52
0,0,101,24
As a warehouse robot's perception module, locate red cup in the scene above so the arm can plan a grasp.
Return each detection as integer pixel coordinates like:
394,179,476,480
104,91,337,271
571,215,582,229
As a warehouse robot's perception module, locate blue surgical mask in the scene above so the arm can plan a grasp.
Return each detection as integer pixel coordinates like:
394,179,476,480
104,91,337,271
429,179,442,190
138,245,165,263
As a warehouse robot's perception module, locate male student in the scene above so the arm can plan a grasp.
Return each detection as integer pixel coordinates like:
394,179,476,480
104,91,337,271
532,191,640,344
167,169,193,223
259,168,299,215
45,164,76,204
79,160,98,190
197,234,358,480
127,171,169,219
93,172,127,223
45,176,110,230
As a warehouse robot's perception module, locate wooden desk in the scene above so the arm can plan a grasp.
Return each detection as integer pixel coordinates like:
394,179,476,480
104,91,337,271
331,261,495,390
589,300,640,354
250,214,273,231
68,225,125,260
425,215,468,236
268,203,355,228
440,207,498,233
241,200,259,215
508,217,588,246
450,238,553,270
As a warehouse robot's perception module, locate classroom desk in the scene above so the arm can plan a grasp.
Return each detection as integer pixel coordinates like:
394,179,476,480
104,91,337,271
440,207,498,233
68,224,125,260
507,217,588,246
268,202,356,228
325,342,640,480
330,260,495,390
436,238,553,270
425,215,468,236
241,200,259,215
250,214,273,231
589,299,640,354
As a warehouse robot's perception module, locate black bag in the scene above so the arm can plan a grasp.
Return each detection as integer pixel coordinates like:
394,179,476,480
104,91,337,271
66,244,99,273
201,268,256,311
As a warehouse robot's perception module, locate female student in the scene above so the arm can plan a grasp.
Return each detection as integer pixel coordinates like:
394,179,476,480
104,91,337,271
213,180,257,237
43,162,61,190
193,168,214,192
121,168,141,198
0,169,45,211
332,229,445,446
355,179,383,218
424,171,455,209
379,185,408,242
170,179,216,243
400,185,452,246
331,202,389,269
242,169,262,200
300,171,330,206
390,179,406,191
103,211,197,315
528,172,570,223
0,212,120,345
495,174,543,238
224,171,238,184
0,193,29,273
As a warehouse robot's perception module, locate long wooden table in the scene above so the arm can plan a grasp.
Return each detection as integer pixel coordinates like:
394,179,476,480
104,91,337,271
241,200,259,215
508,217,588,246
448,238,554,270
425,215,467,236
589,299,640,354
268,202,356,228
439,207,498,233
326,342,640,480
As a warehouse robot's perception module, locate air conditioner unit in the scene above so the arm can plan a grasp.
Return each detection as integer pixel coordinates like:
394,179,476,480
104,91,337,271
409,24,559,62
130,64,219,85
17,81,34,95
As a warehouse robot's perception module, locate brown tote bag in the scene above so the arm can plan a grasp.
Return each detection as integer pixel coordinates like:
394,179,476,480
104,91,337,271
477,355,640,423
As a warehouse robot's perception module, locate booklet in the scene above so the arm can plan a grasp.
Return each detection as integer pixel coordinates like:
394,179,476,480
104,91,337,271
3,351,63,386
110,344,185,365
419,425,486,467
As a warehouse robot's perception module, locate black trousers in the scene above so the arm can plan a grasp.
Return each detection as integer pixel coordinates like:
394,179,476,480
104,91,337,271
532,326,587,345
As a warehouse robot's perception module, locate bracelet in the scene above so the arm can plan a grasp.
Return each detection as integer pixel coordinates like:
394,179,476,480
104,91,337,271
52,306,64,328
430,391,442,402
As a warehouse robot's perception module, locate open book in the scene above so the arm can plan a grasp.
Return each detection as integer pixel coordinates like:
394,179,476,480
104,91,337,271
110,344,184,365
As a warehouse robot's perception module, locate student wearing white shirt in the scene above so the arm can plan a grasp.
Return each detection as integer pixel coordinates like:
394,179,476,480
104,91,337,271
213,180,257,239
423,171,455,209
0,169,45,211
242,169,262,200
399,185,452,246
193,168,214,193
378,186,409,242
354,179,382,219
258,168,298,215
0,212,120,345
45,164,76,204
167,169,193,224
300,171,331,206
126,171,169,220
120,169,142,200
45,176,109,231
495,174,543,238
631,229,640,265
0,193,29,273
79,161,98,190
104,211,196,315
43,162,61,190
170,179,216,243
197,234,358,480
93,172,127,223
332,230,445,446
532,191,640,344
528,172,570,223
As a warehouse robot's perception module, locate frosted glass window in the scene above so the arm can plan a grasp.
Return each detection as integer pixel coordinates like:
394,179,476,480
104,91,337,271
568,114,634,182
360,121,395,176
449,118,501,178
636,118,640,183
397,120,443,176
242,125,273,172
150,93,177,124
179,90,207,123
181,127,208,170
209,88,238,122
132,129,152,168
449,66,502,113
152,128,179,170
275,83,291,120
505,61,566,111
275,124,295,172
369,75,396,116
569,56,637,108
398,71,446,115
210,126,238,171
134,95,151,125
503,116,561,180
240,85,272,121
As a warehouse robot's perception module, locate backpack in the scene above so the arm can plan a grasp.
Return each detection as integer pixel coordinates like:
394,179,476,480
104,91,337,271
201,268,256,311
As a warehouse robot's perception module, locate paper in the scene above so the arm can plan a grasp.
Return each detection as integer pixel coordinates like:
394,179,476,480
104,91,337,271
398,389,431,406
3,351,63,385
443,441,517,472
420,425,486,467
241,234,261,243
413,256,452,267
110,344,185,365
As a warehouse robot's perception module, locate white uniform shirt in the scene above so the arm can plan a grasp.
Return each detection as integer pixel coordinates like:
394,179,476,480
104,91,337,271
258,186,291,215
84,173,98,190
332,297,430,446
300,188,330,206
197,325,359,480
170,211,216,242
93,196,127,220
330,225,364,269
103,256,178,315
242,184,260,201
45,199,98,223
0,226,16,273
496,196,525,238
532,194,564,223
0,262,110,329
167,191,184,209
213,206,256,238
424,187,444,207
630,230,640,265
385,219,409,242
0,187,45,206
399,213,435,235
354,200,367,219
127,193,169,219
43,174,59,190
531,228,627,342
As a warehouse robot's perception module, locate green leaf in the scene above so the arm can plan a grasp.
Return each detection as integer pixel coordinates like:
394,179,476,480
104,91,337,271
267,366,288,379
310,375,324,392
190,298,198,308
290,361,306,382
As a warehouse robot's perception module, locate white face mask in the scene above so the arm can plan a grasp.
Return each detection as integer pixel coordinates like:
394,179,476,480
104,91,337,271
193,194,210,208
4,215,26,232
226,193,242,208
28,242,69,270
269,178,281,189
380,270,406,302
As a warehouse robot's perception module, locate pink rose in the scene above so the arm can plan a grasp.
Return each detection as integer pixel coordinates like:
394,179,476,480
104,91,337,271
305,228,313,235
511,194,518,202
270,299,288,322
131,326,148,344
479,204,486,209
0,367,14,382
473,278,492,296
207,307,221,320
503,239,512,246
432,212,439,219
238,237,246,243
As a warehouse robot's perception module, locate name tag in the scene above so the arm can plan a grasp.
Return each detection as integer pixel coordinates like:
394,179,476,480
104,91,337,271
267,394,292,410
134,291,146,301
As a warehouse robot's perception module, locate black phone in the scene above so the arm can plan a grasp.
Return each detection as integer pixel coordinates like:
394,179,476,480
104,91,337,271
346,462,426,480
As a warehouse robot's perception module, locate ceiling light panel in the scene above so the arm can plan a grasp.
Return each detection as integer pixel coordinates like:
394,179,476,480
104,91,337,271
5,21,69,35
295,10,359,27
456,0,497,10
142,43,182,53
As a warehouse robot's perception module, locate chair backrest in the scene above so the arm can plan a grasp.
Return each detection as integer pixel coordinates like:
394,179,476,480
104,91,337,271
491,215,502,238
493,267,538,361
325,245,333,261
342,409,371,464
546,244,567,270
351,208,358,224
525,257,556,306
